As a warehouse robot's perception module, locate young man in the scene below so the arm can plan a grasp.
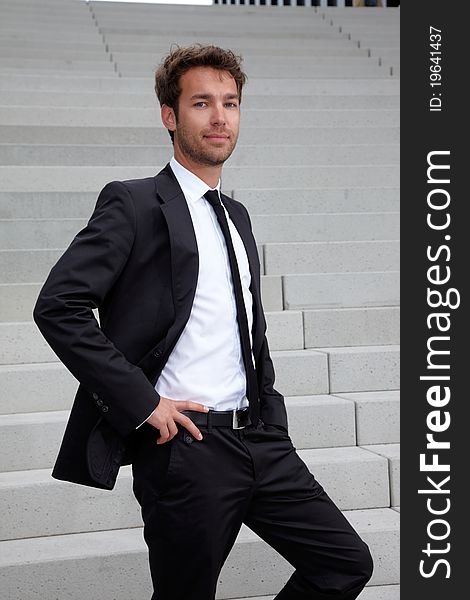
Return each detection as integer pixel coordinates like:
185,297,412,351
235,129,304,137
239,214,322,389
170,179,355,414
33,44,373,600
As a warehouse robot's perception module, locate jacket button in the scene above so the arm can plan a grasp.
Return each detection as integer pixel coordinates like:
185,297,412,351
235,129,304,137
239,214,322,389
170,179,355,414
96,399,103,407
92,393,99,400
184,434,193,444
153,348,162,357
102,405,109,412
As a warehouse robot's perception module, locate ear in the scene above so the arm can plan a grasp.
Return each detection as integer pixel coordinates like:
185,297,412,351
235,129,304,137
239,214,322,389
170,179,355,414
161,104,176,133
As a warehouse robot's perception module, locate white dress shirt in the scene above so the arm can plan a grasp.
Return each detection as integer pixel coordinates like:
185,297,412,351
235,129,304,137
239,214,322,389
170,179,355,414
135,156,253,428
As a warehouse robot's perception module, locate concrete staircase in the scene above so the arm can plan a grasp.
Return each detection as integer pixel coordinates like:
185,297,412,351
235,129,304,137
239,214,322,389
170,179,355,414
0,1,400,598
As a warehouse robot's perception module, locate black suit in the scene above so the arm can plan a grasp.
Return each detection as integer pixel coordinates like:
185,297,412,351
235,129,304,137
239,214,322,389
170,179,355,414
33,162,288,491
33,162,373,599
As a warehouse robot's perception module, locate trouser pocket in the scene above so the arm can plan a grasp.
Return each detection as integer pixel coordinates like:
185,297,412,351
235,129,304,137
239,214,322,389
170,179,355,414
131,428,180,501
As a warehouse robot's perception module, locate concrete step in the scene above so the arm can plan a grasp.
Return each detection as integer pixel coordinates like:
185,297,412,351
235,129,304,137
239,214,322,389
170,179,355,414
261,276,283,311
357,39,400,49
283,271,399,309
0,54,385,70
363,444,400,506
114,52,378,66
0,125,400,145
0,240,398,284
3,10,325,25
358,586,400,600
0,375,396,450
0,302,398,350
0,144,400,167
0,390,360,464
228,589,401,600
0,67,115,78
0,40,105,52
0,106,399,128
0,347,330,398
284,394,358,449
0,13,94,22
0,187,399,219
0,390,359,445
316,345,400,393
99,31,358,43
0,309,303,365
0,249,71,284
111,46,376,58
0,48,110,60
104,39,386,53
275,345,400,395
0,165,400,192
0,508,399,598
2,0,88,9
97,21,344,33
0,73,400,94
303,306,399,347
1,259,401,316
90,6,329,20
252,213,399,243
0,245,253,285
0,58,115,72
336,391,400,445
346,30,399,39
0,19,95,28
234,188,399,214
370,48,400,59
0,213,399,249
0,90,399,109
117,62,391,80
0,275,282,322
0,32,103,44
0,362,77,415
0,442,391,517
264,240,399,275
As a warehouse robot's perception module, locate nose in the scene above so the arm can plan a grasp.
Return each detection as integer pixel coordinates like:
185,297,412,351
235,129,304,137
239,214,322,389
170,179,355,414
210,102,226,125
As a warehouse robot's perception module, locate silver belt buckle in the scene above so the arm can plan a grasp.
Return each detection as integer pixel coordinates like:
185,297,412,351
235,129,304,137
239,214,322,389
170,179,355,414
232,408,245,430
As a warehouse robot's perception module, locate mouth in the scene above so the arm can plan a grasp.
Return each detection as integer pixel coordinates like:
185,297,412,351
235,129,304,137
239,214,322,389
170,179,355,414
204,135,229,140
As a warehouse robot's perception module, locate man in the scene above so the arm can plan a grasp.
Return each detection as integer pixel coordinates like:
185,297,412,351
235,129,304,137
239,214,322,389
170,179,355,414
33,44,373,600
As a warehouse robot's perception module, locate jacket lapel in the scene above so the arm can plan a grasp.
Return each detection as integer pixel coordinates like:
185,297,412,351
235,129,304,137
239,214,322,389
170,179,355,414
155,163,199,350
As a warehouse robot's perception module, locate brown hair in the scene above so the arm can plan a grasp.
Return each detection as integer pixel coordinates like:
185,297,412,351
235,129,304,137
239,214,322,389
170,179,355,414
154,43,248,145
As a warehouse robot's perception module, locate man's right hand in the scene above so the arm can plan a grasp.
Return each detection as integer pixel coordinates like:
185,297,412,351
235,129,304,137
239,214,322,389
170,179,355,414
145,396,209,444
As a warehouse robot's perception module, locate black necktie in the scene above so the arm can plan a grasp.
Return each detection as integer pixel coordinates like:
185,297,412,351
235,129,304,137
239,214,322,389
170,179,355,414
203,189,260,426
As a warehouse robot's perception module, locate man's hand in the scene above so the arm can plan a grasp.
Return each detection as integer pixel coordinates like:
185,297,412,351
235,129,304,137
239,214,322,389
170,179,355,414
146,396,209,444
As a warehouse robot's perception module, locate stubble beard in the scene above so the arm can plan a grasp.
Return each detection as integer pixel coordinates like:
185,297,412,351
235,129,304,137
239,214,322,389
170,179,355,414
175,121,237,167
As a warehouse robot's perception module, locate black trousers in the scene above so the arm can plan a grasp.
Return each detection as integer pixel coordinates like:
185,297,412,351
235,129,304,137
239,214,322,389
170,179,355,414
131,415,374,599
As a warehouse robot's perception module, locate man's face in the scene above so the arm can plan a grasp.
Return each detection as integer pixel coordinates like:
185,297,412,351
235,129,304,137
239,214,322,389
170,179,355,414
171,66,240,167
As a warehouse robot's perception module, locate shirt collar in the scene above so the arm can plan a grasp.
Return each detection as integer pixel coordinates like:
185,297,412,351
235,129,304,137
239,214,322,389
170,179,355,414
170,156,221,206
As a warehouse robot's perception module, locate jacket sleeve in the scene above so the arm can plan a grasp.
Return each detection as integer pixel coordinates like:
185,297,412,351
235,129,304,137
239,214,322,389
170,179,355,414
240,204,289,433
32,181,161,438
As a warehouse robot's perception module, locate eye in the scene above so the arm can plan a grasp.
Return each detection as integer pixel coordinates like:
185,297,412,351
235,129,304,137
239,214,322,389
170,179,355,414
194,102,206,107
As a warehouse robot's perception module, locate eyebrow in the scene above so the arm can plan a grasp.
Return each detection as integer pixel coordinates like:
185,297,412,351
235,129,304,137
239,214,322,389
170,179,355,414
189,93,239,100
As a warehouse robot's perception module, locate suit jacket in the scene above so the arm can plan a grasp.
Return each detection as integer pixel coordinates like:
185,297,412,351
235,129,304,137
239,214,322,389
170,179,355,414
33,162,288,491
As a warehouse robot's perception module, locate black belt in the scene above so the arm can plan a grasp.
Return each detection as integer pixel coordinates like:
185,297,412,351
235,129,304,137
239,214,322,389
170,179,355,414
181,407,252,430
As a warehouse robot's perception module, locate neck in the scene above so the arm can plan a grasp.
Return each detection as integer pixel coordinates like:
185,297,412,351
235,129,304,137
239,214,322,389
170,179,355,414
173,149,222,189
